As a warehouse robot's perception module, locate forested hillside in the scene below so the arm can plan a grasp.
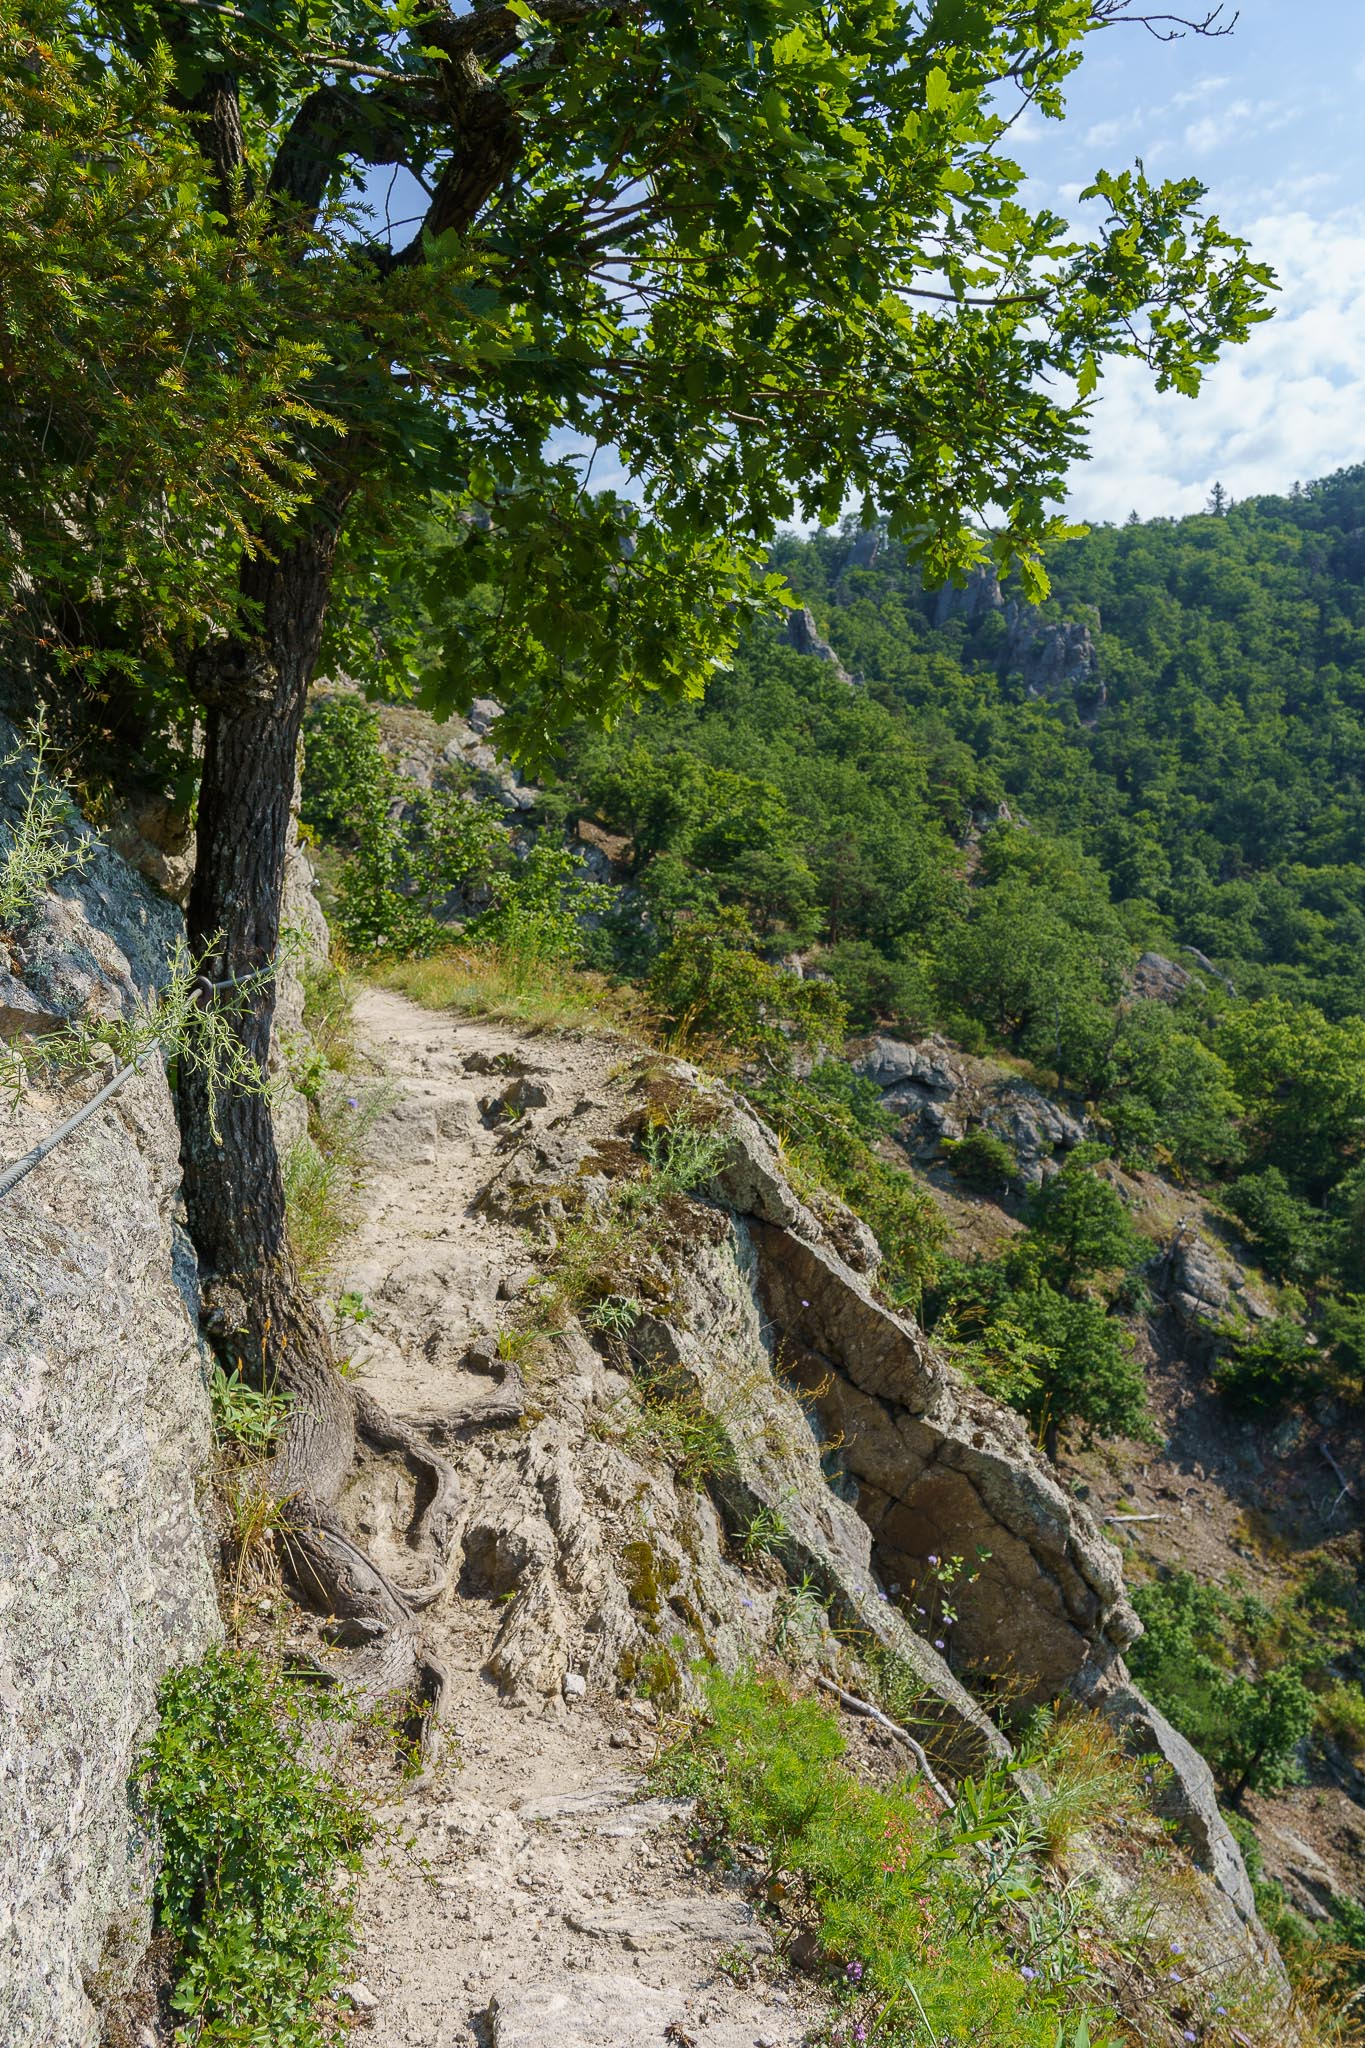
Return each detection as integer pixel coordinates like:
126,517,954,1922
497,473,1365,1313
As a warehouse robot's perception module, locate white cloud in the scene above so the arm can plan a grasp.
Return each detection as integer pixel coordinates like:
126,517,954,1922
1084,117,1130,148
1068,202,1365,523
1183,96,1292,154
1170,73,1232,110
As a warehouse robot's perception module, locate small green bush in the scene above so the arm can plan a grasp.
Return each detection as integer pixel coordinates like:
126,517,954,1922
1212,1315,1319,1414
0,711,92,931
944,1127,1018,1192
649,906,847,1061
137,1648,371,2046
1315,1678,1365,1759
656,1667,1118,2048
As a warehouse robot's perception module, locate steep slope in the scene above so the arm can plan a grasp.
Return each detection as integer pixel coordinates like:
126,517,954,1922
290,983,1289,2047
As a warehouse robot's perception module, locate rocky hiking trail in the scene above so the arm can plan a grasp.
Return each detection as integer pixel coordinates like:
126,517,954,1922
332,988,830,2048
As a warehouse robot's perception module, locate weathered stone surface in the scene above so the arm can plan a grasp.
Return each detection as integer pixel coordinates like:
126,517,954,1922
563,1894,769,1952
783,605,853,686
489,1972,682,2048
1257,1823,1343,1924
0,715,181,1028
0,726,220,2046
708,1101,823,1239
850,1032,1087,1183
1131,951,1193,1005
1100,1684,1260,1925
744,1218,1136,1701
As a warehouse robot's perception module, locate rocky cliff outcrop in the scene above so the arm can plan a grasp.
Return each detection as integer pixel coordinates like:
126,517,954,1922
851,1032,1087,1184
930,565,1104,706
782,606,853,686
0,717,220,2047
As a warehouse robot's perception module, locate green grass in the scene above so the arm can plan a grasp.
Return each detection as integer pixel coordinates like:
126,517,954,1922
137,1648,371,2047
657,1668,1117,2048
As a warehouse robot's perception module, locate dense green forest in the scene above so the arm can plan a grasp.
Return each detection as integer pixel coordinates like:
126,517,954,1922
536,471,1365,1265
302,467,1365,1438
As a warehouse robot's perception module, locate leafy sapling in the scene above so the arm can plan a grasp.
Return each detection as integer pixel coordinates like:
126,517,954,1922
0,712,93,932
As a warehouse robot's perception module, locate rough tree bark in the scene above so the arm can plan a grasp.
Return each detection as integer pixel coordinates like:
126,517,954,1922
181,514,457,1756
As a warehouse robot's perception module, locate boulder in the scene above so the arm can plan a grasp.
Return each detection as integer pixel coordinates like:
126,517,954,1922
1131,952,1193,1005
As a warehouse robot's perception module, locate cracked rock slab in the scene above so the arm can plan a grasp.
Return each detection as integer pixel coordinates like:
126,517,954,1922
488,1973,683,2047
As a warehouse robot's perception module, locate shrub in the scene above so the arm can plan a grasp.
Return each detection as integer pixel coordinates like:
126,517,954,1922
137,1648,371,2046
649,906,847,1061
944,1127,1018,1192
656,1668,1119,2048
0,711,92,932
1224,1167,1329,1286
1315,1679,1365,1759
1212,1315,1320,1414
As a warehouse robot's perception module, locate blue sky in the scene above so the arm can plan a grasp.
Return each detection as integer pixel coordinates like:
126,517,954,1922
1021,0,1365,522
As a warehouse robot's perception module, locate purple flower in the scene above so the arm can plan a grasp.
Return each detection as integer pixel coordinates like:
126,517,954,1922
1183,2035,1196,2044
846,1960,864,1983
1169,1970,1182,1984
934,1639,945,1650
854,2028,868,2046
801,1298,810,1308
927,1553,940,1566
1019,1966,1038,1982
1169,1940,1183,1954
1215,2009,1227,2018
346,1095,359,1109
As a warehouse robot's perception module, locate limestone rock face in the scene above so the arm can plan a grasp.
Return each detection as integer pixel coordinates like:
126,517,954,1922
850,1033,1087,1184
0,722,219,2047
1100,1686,1260,1924
782,605,853,686
742,1215,1137,1703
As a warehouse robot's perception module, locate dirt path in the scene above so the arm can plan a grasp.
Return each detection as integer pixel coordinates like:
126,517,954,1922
336,987,826,2048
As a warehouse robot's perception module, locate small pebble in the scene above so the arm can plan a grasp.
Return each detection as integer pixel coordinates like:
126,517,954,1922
345,1981,378,2010
563,1671,587,1699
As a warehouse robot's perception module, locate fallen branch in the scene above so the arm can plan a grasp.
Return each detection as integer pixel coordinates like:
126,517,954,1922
815,1673,953,1811
1319,1440,1357,1512
1103,1511,1168,1524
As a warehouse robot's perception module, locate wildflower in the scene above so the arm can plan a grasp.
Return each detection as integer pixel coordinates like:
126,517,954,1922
1169,1940,1183,1954
928,1553,940,1566
1214,2008,1227,2018
1183,2035,1196,2044
934,1639,945,1650
846,1960,864,1983
1169,1970,1182,1983
1019,1965,1038,1982
801,1298,811,1308
854,2028,868,2045
346,1095,359,1108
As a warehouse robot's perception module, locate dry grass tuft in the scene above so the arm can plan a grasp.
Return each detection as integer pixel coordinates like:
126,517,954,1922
373,944,643,1038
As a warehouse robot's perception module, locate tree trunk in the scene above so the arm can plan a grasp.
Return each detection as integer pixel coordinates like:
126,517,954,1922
178,516,457,1765
180,520,354,1489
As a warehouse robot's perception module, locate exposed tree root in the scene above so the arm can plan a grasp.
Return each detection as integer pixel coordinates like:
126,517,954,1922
206,1274,459,1777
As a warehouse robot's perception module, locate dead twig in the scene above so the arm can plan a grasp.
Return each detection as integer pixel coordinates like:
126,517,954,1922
814,1672,953,1811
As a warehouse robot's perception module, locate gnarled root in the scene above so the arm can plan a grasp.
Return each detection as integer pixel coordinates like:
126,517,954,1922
208,1273,458,1777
